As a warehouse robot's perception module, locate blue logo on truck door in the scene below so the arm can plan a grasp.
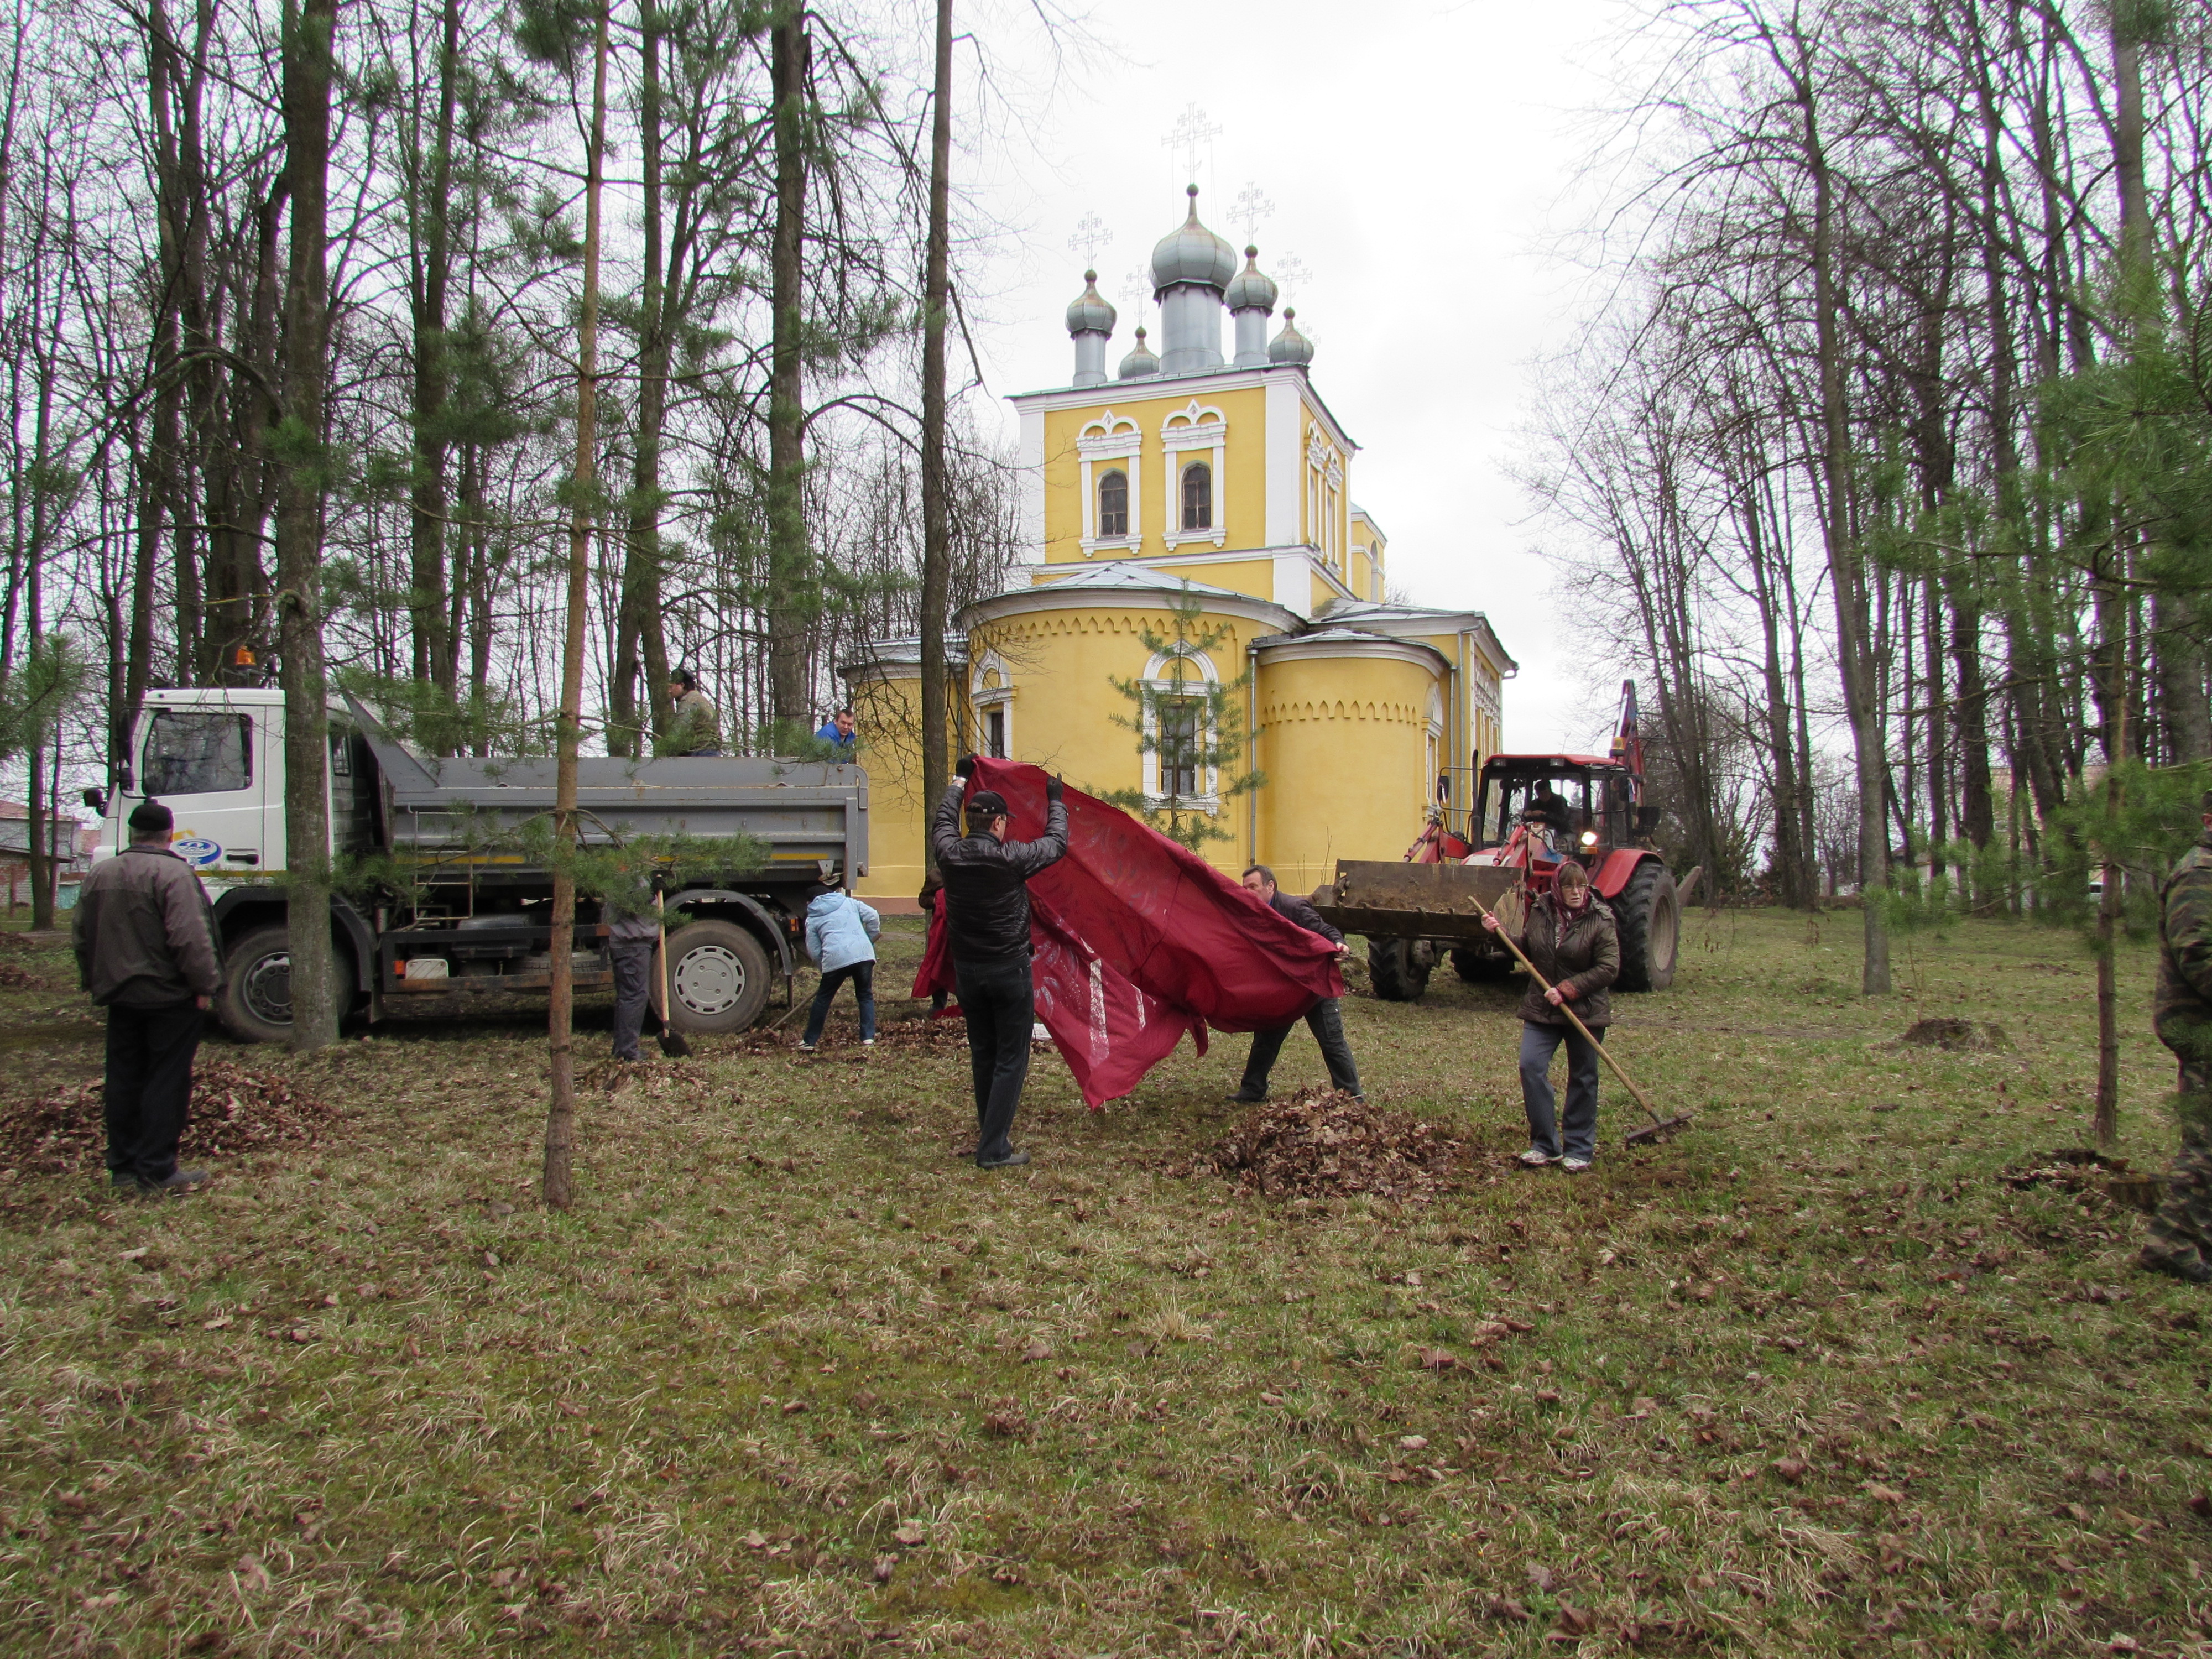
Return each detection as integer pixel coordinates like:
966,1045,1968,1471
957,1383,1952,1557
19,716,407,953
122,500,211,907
170,837,222,868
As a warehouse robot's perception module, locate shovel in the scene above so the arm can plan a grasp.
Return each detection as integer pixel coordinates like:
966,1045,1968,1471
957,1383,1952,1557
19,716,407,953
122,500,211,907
655,889,691,1058
1472,891,1691,1147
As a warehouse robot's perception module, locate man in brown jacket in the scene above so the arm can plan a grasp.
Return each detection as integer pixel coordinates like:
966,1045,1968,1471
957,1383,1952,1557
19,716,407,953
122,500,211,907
1482,859,1619,1172
72,800,222,1193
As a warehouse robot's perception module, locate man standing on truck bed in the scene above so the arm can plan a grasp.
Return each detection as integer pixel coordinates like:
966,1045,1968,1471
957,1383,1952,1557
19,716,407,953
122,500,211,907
931,758,1068,1168
71,801,221,1194
666,669,723,757
1227,865,1363,1103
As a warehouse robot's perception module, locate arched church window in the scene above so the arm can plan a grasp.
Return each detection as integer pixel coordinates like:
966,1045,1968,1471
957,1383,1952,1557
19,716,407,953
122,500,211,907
1180,462,1212,531
1098,469,1128,538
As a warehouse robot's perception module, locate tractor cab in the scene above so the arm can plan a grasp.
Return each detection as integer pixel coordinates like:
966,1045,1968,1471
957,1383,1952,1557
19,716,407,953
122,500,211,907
1468,755,1653,893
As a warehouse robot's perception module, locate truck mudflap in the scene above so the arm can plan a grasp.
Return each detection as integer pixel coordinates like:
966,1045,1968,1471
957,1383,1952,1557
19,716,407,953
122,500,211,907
1312,860,1524,943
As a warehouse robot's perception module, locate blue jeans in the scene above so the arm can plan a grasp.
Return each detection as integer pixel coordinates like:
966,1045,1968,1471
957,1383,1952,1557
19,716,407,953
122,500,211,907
802,962,876,1045
1519,1019,1603,1161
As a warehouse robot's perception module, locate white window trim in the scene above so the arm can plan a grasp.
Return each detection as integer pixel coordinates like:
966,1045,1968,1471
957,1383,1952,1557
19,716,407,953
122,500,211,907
971,649,1014,758
1306,427,1344,570
1161,399,1227,551
1078,411,1142,557
1138,645,1222,811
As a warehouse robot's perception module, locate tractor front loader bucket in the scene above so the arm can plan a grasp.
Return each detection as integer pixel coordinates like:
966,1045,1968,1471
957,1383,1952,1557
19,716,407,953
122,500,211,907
1312,860,1523,942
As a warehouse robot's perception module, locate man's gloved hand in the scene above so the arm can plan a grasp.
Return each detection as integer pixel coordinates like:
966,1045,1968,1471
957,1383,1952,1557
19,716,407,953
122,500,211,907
1045,775,1063,802
956,754,978,780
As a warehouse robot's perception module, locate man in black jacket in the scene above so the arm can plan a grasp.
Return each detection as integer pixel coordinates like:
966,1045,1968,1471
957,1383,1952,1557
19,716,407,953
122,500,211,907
929,759,1070,1168
1228,864,1364,1103
72,800,222,1194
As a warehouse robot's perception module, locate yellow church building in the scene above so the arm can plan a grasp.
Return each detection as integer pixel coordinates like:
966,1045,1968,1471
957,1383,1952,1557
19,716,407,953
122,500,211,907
844,188,1515,904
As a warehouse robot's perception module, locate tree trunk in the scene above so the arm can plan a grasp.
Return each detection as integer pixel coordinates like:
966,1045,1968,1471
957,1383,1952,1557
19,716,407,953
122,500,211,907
919,0,953,858
764,8,810,728
1802,79,1887,990
276,0,340,1052
406,0,459,712
613,8,667,760
544,0,609,1212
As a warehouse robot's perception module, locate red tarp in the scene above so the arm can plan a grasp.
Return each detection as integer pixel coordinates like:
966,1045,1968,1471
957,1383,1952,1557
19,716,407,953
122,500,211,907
913,759,1343,1105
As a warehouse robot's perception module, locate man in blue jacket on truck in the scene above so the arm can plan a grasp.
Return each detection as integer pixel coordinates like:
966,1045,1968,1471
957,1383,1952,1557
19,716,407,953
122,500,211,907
930,759,1068,1168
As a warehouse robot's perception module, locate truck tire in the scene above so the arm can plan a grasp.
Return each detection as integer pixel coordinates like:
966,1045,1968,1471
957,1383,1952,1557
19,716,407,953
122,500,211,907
653,919,772,1035
1613,859,1680,993
216,924,352,1044
1449,944,1514,983
1368,937,1431,1001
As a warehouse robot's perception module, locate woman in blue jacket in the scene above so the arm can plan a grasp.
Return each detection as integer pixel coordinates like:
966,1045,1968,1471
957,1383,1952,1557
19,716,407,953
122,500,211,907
801,888,882,1050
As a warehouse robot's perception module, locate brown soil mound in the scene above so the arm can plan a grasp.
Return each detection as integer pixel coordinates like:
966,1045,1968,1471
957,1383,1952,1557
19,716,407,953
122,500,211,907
0,961,51,990
1893,1017,2009,1052
0,1058,333,1175
1176,1088,1469,1201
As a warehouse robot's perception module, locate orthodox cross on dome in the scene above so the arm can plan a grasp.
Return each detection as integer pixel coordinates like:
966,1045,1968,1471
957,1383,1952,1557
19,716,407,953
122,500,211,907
1119,265,1152,323
1161,103,1220,192
1232,183,1274,247
1271,250,1312,305
1068,212,1108,268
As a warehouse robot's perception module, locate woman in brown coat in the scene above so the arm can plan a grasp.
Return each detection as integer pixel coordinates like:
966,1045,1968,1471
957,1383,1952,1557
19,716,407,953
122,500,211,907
1481,859,1620,1172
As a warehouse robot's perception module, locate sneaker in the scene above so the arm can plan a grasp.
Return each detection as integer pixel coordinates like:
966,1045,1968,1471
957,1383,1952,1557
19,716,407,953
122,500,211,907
978,1147,1032,1170
1517,1149,1558,1167
1561,1156,1593,1175
861,1038,875,1046
797,1042,817,1053
2138,1245,2212,1284
146,1168,210,1194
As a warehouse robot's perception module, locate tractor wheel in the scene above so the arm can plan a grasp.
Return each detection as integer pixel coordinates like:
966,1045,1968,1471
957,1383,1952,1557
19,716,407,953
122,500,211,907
651,919,773,1035
1613,859,1680,993
1367,937,1432,1001
1449,945,1515,984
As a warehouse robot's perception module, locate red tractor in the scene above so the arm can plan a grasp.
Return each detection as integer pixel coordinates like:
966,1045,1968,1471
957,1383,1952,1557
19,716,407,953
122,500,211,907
1313,683,1688,1001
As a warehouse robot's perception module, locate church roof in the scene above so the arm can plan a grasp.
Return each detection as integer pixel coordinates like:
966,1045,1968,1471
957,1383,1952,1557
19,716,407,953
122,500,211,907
1029,564,1251,600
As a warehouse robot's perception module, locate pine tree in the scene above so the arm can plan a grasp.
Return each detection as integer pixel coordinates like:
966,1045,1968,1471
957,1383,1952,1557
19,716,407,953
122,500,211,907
1100,588,1260,852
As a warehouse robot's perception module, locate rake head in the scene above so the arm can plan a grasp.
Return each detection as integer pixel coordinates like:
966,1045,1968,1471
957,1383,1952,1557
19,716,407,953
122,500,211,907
1623,1113,1694,1148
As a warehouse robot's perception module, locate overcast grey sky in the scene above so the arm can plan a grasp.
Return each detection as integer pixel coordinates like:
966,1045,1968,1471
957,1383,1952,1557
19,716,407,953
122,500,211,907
943,0,1652,753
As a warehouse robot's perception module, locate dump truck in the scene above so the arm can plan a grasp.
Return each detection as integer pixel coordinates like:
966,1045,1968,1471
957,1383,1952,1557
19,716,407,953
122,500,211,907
1314,683,1686,1001
84,687,868,1044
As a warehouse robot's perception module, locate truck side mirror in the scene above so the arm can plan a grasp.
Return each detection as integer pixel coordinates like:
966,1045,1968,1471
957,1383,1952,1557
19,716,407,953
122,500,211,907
81,787,106,816
1636,804,1662,836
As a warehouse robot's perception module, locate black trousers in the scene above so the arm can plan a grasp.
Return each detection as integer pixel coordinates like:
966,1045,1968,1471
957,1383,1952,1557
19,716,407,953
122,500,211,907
103,1000,202,1185
954,956,1034,1162
609,940,655,1060
1240,997,1362,1098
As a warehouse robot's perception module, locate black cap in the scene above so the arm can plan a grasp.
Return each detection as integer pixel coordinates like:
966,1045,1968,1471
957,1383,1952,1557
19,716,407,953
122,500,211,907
967,791,1009,821
127,800,174,834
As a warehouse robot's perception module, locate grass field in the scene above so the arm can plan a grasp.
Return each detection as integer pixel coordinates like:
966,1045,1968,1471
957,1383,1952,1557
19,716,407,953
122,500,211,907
1,906,2209,1656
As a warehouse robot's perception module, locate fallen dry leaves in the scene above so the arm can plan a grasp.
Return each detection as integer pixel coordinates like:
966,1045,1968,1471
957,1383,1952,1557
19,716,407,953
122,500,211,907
0,1056,332,1172
1173,1089,1469,1200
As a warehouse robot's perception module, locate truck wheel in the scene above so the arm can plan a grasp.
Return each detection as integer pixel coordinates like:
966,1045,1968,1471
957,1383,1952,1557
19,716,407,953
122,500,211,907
1368,937,1431,1001
1449,945,1514,983
216,924,352,1044
652,919,772,1035
1613,859,1680,993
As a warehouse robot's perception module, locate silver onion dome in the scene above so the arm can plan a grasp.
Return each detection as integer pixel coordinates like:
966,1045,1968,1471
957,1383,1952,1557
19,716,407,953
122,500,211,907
1149,186,1238,293
1268,307,1313,366
1224,246,1277,314
1118,325,1160,378
1065,270,1115,336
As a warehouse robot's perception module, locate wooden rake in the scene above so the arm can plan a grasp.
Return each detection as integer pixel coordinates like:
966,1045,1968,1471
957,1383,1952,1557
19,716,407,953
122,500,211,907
1471,890,1692,1149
